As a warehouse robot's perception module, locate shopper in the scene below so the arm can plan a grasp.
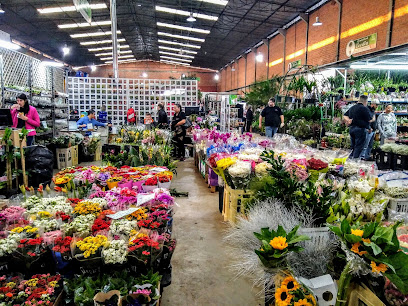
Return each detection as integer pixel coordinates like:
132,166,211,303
157,103,168,129
77,109,110,136
343,95,372,159
360,101,378,160
144,113,154,125
259,98,284,138
171,104,187,161
10,93,40,146
377,104,397,145
246,106,253,133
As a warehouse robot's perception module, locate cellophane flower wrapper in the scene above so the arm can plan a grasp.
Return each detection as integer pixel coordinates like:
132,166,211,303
226,160,253,190
42,230,63,246
102,238,128,265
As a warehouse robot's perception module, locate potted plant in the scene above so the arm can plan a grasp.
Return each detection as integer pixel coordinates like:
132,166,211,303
143,177,158,192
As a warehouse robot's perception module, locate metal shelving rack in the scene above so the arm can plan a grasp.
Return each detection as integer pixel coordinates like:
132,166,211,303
67,77,198,126
0,47,68,137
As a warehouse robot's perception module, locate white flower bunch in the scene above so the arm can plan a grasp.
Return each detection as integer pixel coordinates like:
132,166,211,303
22,195,42,209
348,179,373,194
62,214,95,236
87,198,107,208
255,162,272,177
228,160,252,178
109,219,137,236
102,240,128,264
238,153,260,162
25,196,72,215
33,219,59,232
0,233,20,257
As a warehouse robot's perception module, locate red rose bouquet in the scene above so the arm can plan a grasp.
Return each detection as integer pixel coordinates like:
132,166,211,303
307,158,328,170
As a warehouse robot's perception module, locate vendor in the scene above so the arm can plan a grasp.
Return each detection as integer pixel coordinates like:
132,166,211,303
98,105,108,124
10,93,40,146
77,109,111,136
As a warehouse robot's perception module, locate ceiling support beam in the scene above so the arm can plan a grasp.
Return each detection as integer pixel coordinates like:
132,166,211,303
110,0,119,79
299,13,309,66
386,0,396,48
335,0,343,62
263,39,269,79
278,29,286,75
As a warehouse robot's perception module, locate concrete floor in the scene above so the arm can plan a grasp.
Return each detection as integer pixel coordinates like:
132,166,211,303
161,158,261,306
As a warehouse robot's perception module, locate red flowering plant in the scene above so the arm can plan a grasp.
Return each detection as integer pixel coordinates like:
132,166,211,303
137,219,162,230
0,273,62,305
91,219,111,235
128,235,162,266
307,158,329,170
144,177,158,186
67,198,81,205
17,238,47,258
52,236,73,255
158,176,170,183
55,211,71,223
97,209,115,220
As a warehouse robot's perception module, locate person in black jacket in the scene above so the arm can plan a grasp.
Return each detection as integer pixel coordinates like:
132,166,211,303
343,95,373,159
245,106,253,132
171,104,187,161
157,103,168,129
360,101,378,160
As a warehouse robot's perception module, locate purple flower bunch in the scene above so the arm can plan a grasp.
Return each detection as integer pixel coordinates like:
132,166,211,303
97,172,110,186
155,193,174,205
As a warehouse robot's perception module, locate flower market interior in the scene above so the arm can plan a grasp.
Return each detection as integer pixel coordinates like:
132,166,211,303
3,0,408,305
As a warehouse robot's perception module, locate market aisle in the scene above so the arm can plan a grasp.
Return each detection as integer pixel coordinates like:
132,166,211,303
161,159,261,306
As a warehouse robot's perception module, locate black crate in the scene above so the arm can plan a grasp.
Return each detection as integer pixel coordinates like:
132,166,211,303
375,150,394,170
392,154,408,170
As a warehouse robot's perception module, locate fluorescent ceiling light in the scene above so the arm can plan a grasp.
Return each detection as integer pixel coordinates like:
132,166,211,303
80,38,126,45
157,22,210,34
100,55,134,61
158,39,201,49
104,59,137,64
160,56,192,63
197,0,228,6
95,50,132,56
158,32,205,42
0,5,4,13
88,45,129,52
159,46,197,54
37,3,107,14
159,51,195,59
160,60,190,66
0,39,20,50
71,31,120,38
58,20,111,29
155,6,218,21
350,64,408,70
41,61,64,67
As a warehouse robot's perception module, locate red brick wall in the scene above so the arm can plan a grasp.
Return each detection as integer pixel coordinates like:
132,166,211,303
307,2,339,66
268,34,284,77
285,21,307,73
246,52,256,86
256,44,268,82
392,0,408,46
231,62,237,90
238,57,246,89
339,0,390,61
88,61,218,92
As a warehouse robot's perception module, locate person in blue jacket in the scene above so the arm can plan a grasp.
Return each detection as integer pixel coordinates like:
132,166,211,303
77,109,110,136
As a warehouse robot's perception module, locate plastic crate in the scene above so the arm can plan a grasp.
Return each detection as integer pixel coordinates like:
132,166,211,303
375,150,393,170
56,148,72,169
299,227,332,248
223,185,252,224
70,145,78,166
392,154,408,170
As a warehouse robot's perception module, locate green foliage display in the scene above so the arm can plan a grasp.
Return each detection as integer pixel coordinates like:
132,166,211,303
283,106,321,121
244,76,282,108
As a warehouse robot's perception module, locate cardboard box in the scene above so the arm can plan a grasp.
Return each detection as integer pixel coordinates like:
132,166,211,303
0,129,27,147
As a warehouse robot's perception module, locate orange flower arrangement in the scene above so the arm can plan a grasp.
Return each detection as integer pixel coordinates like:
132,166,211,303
270,236,288,250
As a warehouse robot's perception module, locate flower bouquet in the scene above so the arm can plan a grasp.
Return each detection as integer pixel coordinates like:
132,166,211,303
0,206,26,224
102,239,128,266
118,178,134,189
74,235,108,276
128,235,162,275
0,274,62,306
273,273,317,306
62,214,96,237
109,219,137,237
74,200,102,216
225,160,252,189
329,220,408,305
307,158,329,183
14,237,55,274
52,236,74,275
97,172,111,187
158,176,171,189
92,219,111,235
143,177,158,193
254,225,310,269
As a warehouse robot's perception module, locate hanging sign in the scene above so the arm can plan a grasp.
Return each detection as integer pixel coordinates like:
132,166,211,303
73,0,92,24
346,33,377,57
288,59,301,70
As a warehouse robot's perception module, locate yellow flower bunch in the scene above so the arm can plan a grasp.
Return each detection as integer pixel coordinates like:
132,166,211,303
91,166,100,171
74,201,102,216
128,231,148,245
115,138,123,143
25,278,38,287
157,171,173,180
6,282,16,289
49,281,58,287
11,225,38,235
54,175,72,185
76,235,108,258
126,207,148,221
37,211,52,219
216,157,237,170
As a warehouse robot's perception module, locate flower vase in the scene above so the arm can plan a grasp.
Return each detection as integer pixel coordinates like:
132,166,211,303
158,181,171,189
143,185,157,193
107,181,119,190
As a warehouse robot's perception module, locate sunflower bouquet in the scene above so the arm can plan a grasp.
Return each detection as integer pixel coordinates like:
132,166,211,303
329,219,408,305
254,225,309,269
274,273,317,306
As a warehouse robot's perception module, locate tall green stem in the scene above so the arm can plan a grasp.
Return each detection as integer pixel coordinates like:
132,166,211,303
336,261,353,306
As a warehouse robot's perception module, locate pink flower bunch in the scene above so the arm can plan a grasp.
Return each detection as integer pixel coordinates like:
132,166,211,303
131,288,152,295
76,169,96,184
285,162,309,182
1,206,26,223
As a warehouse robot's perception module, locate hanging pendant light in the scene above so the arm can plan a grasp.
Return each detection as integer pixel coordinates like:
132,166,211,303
187,13,196,22
313,17,322,26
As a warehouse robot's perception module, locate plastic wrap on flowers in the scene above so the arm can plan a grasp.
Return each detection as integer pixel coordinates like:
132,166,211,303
225,160,253,190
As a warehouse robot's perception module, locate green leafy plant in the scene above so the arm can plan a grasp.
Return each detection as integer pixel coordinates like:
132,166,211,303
254,225,309,269
244,76,282,108
330,220,408,305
